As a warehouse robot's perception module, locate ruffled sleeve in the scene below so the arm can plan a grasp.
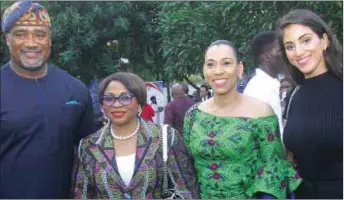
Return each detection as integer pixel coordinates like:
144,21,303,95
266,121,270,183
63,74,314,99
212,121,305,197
245,116,302,199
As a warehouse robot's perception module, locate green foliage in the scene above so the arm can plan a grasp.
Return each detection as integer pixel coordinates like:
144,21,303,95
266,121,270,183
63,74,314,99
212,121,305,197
0,1,342,84
1,1,163,83
156,1,343,80
186,75,204,85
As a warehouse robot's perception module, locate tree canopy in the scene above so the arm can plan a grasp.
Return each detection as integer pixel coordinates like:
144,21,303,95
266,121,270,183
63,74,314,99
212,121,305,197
1,1,163,83
1,1,342,84
157,1,343,80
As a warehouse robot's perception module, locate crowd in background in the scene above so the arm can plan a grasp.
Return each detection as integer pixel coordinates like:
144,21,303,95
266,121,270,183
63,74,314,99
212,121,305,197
0,1,342,199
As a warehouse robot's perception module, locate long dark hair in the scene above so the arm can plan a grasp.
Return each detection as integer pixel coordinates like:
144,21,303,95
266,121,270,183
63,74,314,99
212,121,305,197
277,9,343,84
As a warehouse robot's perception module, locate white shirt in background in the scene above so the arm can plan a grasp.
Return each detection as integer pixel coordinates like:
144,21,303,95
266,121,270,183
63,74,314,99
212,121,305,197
244,68,283,137
116,153,136,186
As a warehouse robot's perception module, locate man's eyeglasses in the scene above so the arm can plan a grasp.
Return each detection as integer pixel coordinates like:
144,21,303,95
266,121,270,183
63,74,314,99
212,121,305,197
100,93,135,107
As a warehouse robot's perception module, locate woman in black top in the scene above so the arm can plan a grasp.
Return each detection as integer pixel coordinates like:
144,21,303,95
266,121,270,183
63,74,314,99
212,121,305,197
278,9,343,199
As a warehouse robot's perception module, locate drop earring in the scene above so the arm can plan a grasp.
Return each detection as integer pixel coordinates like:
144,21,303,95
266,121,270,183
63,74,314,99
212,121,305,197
102,116,110,125
237,75,242,82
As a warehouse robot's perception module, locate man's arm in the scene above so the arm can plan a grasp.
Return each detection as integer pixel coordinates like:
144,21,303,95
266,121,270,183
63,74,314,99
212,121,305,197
74,89,95,144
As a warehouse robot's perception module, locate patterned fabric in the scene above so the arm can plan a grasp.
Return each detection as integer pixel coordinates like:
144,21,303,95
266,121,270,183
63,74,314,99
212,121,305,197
183,104,302,199
73,118,199,199
2,1,51,33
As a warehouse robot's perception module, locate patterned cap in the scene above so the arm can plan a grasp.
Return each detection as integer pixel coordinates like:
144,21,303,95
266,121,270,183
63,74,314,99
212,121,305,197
2,1,51,33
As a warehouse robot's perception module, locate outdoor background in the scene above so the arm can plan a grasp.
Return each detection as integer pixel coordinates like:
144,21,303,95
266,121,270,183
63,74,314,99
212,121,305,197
1,1,342,87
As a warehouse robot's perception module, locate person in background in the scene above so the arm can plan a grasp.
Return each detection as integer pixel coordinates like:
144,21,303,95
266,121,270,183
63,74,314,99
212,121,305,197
279,77,295,123
280,77,294,99
199,84,212,102
192,90,201,103
237,67,249,93
89,79,105,130
181,83,194,100
140,103,155,122
0,1,94,198
150,95,158,105
183,40,301,199
164,84,195,136
278,9,343,199
150,96,163,124
244,31,286,137
74,72,199,199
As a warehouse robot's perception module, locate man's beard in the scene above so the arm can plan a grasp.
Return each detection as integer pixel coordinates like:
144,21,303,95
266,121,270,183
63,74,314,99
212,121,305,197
19,55,45,72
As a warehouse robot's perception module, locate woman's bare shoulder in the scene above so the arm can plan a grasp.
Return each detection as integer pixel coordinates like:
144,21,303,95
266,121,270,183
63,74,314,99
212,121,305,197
241,95,274,118
197,97,213,112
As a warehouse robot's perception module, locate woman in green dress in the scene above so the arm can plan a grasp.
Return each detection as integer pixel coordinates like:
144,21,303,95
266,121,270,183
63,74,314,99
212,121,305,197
183,40,302,199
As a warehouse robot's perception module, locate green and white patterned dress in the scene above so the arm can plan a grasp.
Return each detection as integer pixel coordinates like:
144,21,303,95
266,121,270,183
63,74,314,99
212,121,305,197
183,104,302,199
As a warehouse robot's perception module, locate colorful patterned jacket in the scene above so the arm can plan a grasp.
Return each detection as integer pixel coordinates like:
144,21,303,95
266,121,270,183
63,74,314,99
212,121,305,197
73,119,199,199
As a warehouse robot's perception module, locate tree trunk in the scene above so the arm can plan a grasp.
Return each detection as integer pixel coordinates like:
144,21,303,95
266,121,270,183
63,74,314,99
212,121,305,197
184,76,200,90
156,71,160,81
166,82,171,102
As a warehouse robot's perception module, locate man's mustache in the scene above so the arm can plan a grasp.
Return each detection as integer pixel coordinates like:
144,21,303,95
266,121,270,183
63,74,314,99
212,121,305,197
21,47,42,53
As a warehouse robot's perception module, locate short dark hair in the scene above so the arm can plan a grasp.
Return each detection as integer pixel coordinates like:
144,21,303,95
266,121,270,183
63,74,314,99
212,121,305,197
200,84,209,91
251,31,279,66
277,9,343,84
206,40,239,62
150,96,156,101
98,72,147,107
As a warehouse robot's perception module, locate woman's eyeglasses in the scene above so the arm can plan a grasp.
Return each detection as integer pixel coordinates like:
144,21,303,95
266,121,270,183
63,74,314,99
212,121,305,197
100,93,135,107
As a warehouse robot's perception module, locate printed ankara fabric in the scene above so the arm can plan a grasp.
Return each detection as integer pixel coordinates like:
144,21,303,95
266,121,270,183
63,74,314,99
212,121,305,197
2,1,51,33
183,105,302,199
73,119,199,199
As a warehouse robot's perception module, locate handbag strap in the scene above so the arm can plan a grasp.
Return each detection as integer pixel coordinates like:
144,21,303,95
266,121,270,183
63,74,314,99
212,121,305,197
162,124,168,162
160,124,171,197
283,85,300,166
160,125,182,199
285,85,301,121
